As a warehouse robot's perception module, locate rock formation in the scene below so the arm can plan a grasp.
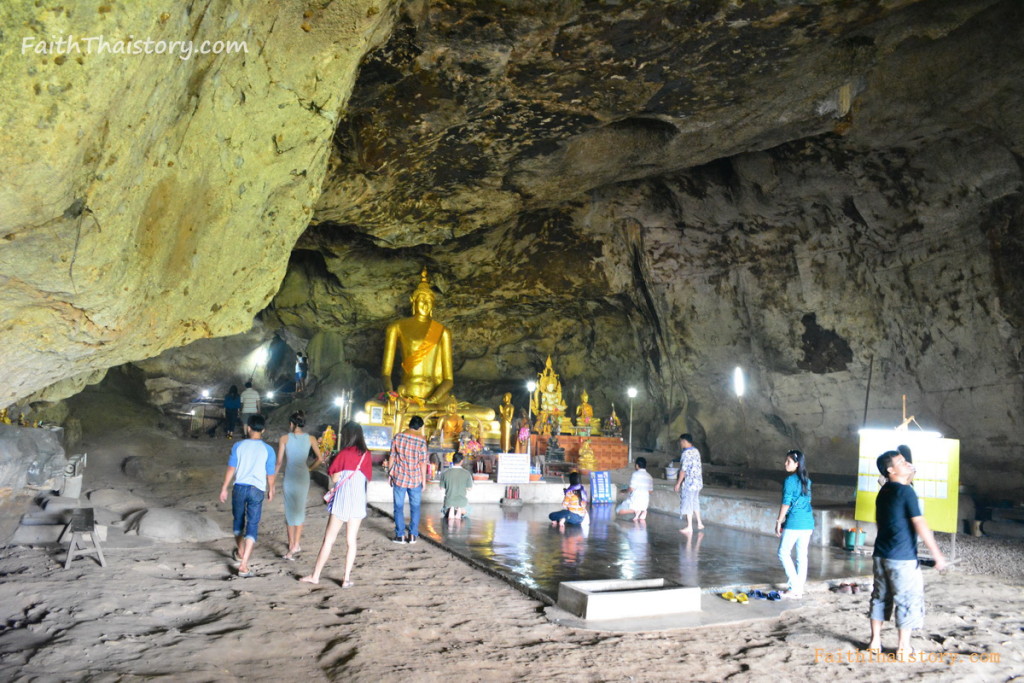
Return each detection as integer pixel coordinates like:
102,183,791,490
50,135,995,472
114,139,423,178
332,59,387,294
0,0,396,405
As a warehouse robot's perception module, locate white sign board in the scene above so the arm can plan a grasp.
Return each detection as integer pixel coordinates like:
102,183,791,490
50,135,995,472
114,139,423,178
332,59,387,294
497,452,531,484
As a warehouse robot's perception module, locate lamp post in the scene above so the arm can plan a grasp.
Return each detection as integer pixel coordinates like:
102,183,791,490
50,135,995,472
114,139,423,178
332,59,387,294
526,380,537,458
627,386,638,464
334,396,344,432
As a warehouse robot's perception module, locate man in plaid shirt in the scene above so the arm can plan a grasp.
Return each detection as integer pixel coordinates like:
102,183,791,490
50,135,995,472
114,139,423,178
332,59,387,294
389,415,429,544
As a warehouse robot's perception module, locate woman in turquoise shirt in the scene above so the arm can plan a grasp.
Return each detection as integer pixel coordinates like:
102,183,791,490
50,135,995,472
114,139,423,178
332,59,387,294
775,449,813,599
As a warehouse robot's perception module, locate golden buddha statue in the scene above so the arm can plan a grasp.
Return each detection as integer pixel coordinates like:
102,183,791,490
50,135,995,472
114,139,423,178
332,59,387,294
0,408,10,425
577,438,596,471
574,389,601,435
434,396,464,448
498,392,514,452
530,356,574,434
368,268,495,432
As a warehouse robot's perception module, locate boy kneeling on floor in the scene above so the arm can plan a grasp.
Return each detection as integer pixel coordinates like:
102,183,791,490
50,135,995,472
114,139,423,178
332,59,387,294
440,452,473,521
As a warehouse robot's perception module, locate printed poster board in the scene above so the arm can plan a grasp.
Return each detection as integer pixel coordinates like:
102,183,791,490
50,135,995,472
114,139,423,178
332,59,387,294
854,429,960,533
363,425,394,452
589,470,615,504
497,452,530,484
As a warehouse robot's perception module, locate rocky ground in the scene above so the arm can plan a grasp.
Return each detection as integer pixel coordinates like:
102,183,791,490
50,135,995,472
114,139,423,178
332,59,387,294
0,414,1022,681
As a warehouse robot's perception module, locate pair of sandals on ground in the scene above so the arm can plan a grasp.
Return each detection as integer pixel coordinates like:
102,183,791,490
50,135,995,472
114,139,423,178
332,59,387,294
720,588,800,603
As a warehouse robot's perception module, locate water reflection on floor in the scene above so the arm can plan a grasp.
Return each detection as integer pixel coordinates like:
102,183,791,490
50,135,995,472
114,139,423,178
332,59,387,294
417,503,873,603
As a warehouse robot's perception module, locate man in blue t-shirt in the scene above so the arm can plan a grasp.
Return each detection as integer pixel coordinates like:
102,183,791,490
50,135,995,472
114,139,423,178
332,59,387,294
868,450,947,658
219,415,276,577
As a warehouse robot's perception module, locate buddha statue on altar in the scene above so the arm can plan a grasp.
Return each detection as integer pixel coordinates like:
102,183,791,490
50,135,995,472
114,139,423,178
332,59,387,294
577,438,596,471
530,356,574,434
433,396,464,448
367,268,495,430
605,404,623,438
574,389,601,435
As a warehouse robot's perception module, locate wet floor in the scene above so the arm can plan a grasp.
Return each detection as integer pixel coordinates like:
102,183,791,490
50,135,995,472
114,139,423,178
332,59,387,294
414,502,873,604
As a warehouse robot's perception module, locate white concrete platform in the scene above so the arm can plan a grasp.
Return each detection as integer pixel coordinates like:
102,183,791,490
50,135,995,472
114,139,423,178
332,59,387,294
545,592,797,633
557,579,701,621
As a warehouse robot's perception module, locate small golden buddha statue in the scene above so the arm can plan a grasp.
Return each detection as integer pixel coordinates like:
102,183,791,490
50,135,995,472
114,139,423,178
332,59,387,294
435,396,464,448
577,438,596,471
498,392,514,452
368,267,495,431
530,356,573,433
574,389,601,435
0,408,10,425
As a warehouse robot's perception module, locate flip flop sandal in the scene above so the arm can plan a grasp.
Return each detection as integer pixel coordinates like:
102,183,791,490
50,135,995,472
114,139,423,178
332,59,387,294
736,593,750,605
751,590,768,600
720,591,738,602
237,569,253,578
767,591,781,601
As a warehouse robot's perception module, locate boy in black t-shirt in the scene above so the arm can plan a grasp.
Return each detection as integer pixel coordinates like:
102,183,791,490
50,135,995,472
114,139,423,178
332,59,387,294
867,450,947,659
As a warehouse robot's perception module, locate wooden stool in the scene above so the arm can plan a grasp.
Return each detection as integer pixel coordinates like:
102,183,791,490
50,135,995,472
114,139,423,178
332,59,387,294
63,508,106,569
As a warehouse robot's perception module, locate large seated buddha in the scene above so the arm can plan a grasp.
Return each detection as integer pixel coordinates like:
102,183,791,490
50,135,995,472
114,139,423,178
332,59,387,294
367,268,494,431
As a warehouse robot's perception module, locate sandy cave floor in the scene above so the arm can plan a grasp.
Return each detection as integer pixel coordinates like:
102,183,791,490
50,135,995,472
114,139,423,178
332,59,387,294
0,423,1022,682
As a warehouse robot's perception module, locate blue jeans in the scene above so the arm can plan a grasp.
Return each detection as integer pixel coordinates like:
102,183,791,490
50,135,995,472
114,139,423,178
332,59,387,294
778,528,813,593
869,557,925,630
393,485,422,538
549,510,585,525
232,484,264,542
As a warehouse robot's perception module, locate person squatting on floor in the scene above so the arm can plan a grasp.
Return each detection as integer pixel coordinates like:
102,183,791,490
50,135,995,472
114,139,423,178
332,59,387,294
674,433,704,534
867,449,947,657
219,414,276,577
549,471,589,528
300,421,373,588
388,415,429,544
775,449,814,599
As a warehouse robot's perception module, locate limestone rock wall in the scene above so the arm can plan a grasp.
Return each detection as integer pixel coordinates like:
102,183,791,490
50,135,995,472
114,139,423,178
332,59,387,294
0,0,397,406
589,135,1024,497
